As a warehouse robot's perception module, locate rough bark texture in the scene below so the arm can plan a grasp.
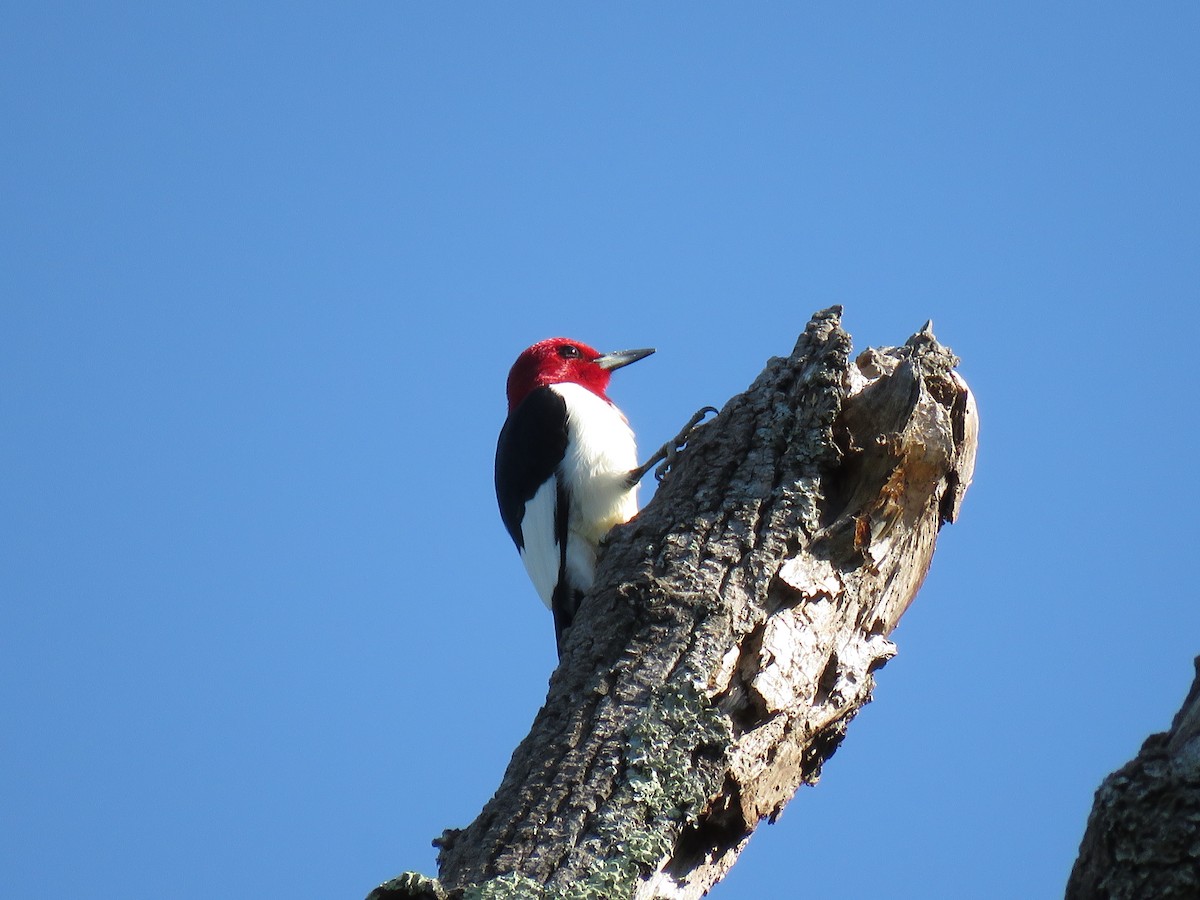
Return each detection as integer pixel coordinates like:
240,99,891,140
370,308,977,900
1067,659,1200,899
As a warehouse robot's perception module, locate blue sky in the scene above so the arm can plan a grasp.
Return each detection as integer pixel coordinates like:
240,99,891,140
3,5,1198,898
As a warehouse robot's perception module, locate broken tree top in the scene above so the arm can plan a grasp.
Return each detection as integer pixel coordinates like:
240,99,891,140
372,307,977,900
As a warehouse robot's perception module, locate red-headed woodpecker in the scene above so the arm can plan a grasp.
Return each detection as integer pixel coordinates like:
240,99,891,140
495,338,654,655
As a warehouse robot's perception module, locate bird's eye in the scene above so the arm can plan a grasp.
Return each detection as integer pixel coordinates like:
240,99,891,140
557,345,582,359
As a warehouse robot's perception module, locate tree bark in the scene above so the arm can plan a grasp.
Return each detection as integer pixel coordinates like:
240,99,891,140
370,307,977,900
1067,659,1200,899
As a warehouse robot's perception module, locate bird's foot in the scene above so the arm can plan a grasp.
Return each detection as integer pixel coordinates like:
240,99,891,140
629,406,718,484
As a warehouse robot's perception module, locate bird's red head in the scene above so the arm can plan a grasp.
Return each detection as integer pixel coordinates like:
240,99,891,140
505,338,655,411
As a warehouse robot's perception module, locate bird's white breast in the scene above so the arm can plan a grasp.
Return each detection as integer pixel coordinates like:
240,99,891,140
552,382,640,544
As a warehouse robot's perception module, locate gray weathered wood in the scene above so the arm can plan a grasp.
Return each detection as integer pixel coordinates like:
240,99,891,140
370,308,976,900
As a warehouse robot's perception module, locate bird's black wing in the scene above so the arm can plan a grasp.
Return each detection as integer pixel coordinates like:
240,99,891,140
494,386,569,552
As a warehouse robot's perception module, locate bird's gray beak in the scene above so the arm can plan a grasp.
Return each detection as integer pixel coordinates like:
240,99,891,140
595,347,655,371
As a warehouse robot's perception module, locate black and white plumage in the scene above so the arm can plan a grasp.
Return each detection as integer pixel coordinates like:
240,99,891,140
495,338,653,655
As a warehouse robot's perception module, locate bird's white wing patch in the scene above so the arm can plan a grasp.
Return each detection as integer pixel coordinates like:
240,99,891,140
519,476,560,611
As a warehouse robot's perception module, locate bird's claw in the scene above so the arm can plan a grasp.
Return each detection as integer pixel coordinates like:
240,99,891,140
653,405,718,481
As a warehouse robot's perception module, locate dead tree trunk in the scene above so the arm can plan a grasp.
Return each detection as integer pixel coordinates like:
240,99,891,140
371,307,977,900
1067,659,1200,899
